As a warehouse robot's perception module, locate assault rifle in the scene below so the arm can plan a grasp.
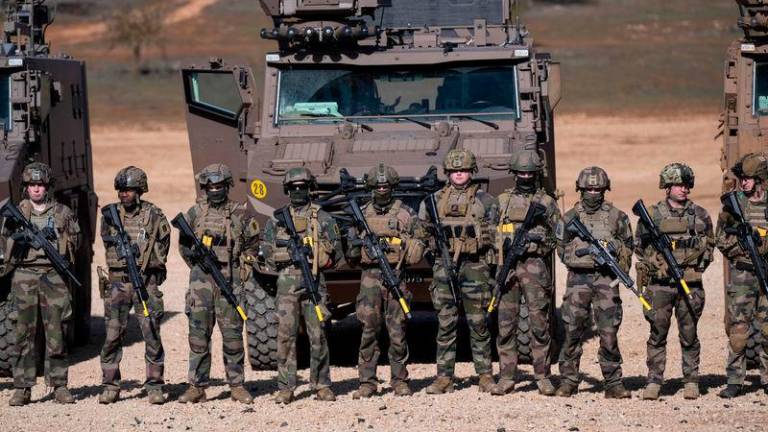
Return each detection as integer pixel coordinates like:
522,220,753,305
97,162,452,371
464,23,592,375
346,196,412,319
101,203,150,317
721,191,768,298
273,205,326,322
487,203,546,313
171,213,247,321
424,192,461,306
566,216,651,310
633,199,694,315
0,199,81,289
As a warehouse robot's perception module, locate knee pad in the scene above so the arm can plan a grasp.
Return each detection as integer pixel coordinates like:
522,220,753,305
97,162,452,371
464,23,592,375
729,323,749,353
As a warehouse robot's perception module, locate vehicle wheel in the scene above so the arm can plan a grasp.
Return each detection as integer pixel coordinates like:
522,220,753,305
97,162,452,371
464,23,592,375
245,283,278,370
0,298,16,377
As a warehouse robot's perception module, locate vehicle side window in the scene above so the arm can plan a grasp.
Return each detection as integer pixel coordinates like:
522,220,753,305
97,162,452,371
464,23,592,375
184,71,243,121
755,62,768,116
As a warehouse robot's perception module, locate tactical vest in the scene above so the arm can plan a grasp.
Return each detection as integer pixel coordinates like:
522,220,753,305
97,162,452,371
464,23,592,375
360,200,406,265
193,200,238,263
105,203,156,270
497,189,549,245
563,202,616,269
436,184,482,255
273,204,323,268
654,201,706,268
11,200,70,265
736,195,768,265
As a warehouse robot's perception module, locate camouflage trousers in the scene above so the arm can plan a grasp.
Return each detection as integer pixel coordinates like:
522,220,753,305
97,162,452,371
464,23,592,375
430,258,492,378
724,265,768,385
12,266,72,388
356,268,411,386
100,271,165,391
558,271,623,387
497,257,553,381
184,266,245,387
644,280,704,385
276,268,331,391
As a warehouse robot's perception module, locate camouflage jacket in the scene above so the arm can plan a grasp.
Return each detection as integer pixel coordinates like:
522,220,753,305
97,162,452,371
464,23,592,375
262,203,342,272
717,191,768,265
178,198,260,271
347,199,426,266
1,198,81,268
101,200,171,273
418,183,499,261
496,187,561,261
636,198,714,281
557,201,633,272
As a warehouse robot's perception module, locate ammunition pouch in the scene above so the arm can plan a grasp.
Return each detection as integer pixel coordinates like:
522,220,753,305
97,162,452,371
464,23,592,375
441,224,479,255
405,239,425,265
97,266,110,299
562,238,595,269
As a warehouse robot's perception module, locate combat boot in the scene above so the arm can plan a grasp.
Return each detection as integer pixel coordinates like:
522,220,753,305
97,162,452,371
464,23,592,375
536,378,556,396
316,387,336,402
392,380,413,397
718,384,741,399
426,376,454,394
642,383,661,400
274,390,294,404
230,386,253,404
54,386,75,404
478,374,496,393
491,379,515,396
555,382,578,397
352,383,378,399
178,385,207,404
683,383,699,400
8,388,31,406
604,383,631,399
147,388,165,405
98,387,120,404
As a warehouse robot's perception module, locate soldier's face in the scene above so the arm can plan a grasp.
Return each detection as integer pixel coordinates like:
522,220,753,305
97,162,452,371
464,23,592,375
740,177,757,194
449,170,471,186
26,183,46,202
118,189,139,207
667,184,689,202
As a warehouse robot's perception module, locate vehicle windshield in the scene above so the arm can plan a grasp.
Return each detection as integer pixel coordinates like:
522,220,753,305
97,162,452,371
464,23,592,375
756,62,768,116
276,64,519,125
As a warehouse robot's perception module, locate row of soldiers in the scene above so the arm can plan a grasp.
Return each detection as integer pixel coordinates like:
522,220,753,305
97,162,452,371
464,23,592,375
3,149,768,406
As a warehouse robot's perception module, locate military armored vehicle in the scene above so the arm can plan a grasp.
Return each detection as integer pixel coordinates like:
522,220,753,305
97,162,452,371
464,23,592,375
181,0,560,369
720,0,768,367
0,1,96,375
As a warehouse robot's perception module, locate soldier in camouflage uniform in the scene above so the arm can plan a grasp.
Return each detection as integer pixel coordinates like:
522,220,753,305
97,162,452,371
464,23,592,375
98,167,170,405
716,153,768,399
554,167,632,399
346,164,425,398
262,167,342,404
3,162,81,406
177,163,258,405
637,163,713,401
418,149,499,394
491,150,561,396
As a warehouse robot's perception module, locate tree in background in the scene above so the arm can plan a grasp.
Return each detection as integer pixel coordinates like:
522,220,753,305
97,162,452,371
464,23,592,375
106,2,169,74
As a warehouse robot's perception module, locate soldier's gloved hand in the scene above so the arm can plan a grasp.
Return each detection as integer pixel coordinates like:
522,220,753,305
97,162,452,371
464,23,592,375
41,226,57,241
479,223,495,249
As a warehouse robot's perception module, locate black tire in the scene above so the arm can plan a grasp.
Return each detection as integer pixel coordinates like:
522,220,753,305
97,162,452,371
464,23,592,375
0,298,15,377
245,284,278,370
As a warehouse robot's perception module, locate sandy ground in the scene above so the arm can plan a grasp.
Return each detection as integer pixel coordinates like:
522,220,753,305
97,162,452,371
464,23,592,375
2,115,767,431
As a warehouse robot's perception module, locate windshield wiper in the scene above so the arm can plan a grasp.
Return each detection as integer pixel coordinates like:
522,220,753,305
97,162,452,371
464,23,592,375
454,115,499,130
290,113,374,131
391,116,432,129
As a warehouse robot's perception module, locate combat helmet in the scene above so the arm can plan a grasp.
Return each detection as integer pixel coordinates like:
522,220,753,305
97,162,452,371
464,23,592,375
365,163,400,189
197,163,234,188
575,166,611,191
509,149,544,173
443,149,477,173
732,153,768,182
114,166,149,193
658,163,694,189
283,167,317,192
22,162,53,186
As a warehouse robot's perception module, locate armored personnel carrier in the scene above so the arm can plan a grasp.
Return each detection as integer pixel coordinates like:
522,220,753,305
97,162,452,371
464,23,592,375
720,0,768,367
0,1,96,375
181,0,560,369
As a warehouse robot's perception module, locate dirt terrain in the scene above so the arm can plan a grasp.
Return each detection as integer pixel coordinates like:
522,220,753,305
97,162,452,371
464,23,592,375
2,115,767,431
